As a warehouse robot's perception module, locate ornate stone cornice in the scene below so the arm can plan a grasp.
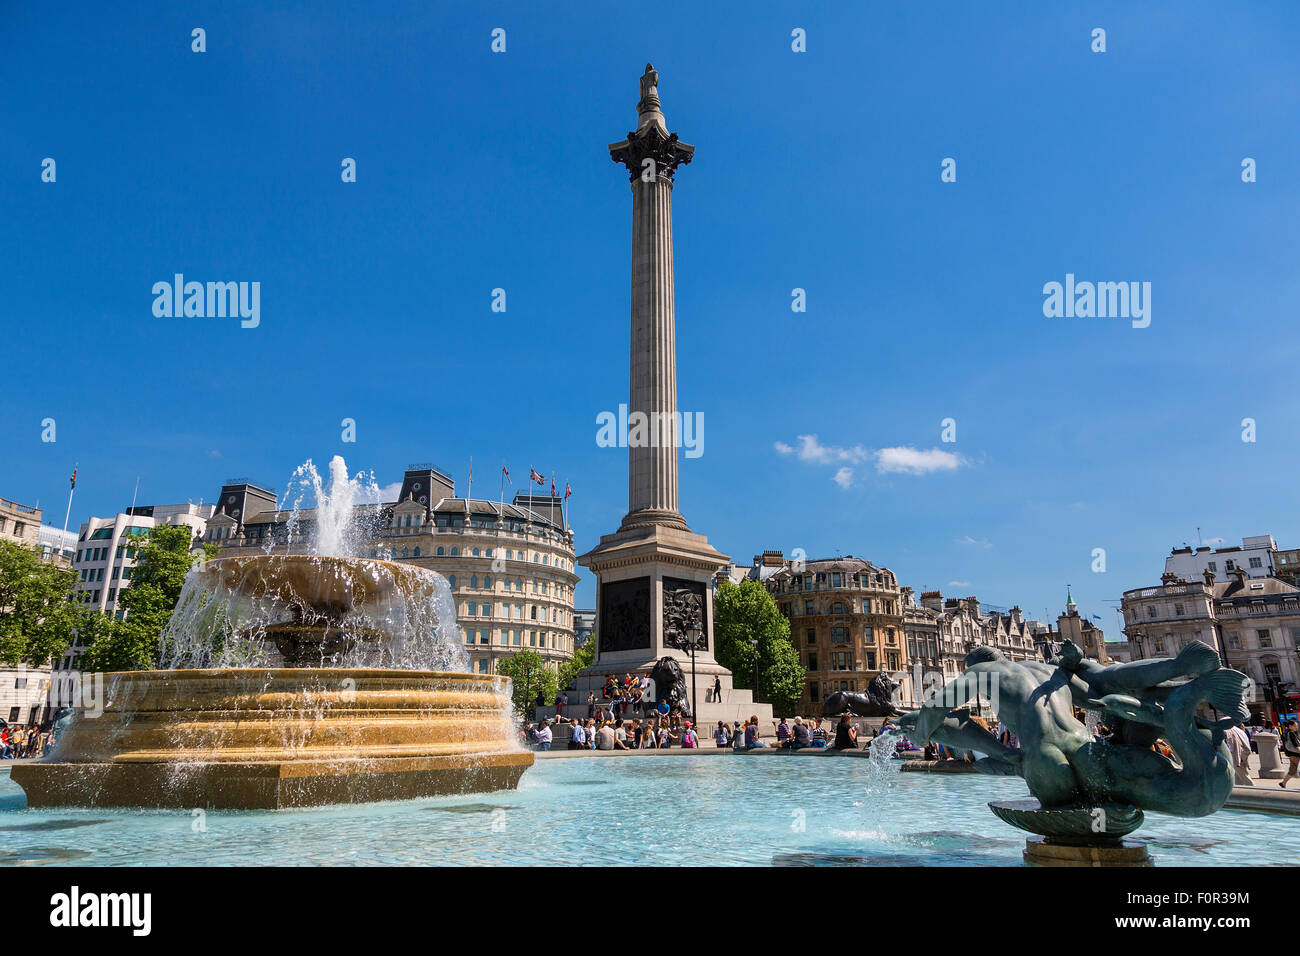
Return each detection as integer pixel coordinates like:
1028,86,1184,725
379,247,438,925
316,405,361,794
609,124,695,183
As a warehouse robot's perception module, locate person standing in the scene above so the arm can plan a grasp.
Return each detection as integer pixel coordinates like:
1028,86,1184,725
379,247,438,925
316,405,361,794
534,720,553,752
1225,722,1253,787
711,675,722,704
714,720,729,748
1279,718,1300,788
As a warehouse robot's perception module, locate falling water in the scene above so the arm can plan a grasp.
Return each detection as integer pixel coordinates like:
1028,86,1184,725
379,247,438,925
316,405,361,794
276,455,384,558
159,454,468,673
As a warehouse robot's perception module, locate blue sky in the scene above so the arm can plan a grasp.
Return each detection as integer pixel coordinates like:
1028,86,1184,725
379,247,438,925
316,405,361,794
4,1,1298,629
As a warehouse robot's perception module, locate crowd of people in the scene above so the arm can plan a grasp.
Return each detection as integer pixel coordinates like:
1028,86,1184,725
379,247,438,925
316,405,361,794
519,708,915,756
0,724,54,759
521,714,705,751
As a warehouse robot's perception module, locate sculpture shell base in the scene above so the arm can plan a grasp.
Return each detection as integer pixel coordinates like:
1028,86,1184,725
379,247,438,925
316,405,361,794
1024,836,1151,867
989,798,1144,842
10,667,533,810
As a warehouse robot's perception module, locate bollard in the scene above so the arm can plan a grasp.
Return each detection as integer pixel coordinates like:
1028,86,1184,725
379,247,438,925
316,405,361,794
1256,732,1284,779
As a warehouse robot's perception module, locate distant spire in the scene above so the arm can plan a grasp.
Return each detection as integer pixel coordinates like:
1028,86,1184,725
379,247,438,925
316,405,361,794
1066,585,1077,608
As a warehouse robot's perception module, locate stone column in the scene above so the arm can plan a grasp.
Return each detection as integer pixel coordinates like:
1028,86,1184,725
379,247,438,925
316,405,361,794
610,64,694,533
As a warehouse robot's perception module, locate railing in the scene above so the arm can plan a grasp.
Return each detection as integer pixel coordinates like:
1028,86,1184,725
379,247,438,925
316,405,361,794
0,498,39,514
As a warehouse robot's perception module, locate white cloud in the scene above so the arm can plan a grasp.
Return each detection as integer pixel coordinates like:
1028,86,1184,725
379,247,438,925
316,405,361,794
775,434,868,466
1203,536,1225,545
948,580,971,587
378,481,404,502
874,446,965,475
957,535,993,550
832,467,854,489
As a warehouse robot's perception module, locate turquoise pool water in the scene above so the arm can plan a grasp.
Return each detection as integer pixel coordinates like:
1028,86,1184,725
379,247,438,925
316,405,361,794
0,757,1291,866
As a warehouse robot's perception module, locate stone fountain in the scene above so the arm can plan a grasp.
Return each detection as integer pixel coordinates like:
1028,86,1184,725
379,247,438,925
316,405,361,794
12,457,531,810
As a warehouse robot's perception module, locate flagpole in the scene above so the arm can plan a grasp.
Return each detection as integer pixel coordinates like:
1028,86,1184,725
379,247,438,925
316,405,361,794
61,462,78,543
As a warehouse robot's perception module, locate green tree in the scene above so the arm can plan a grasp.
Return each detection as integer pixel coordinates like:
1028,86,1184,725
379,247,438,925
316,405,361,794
714,579,806,715
82,526,214,672
0,539,81,666
558,639,594,691
496,649,559,720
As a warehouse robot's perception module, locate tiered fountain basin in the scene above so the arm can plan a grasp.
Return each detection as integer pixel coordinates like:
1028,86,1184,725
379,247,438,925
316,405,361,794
13,668,531,809
12,552,531,810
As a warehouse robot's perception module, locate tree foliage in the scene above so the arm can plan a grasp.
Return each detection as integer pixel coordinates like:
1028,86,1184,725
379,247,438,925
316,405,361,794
558,639,594,691
0,539,81,666
82,526,214,672
495,648,559,721
714,579,806,716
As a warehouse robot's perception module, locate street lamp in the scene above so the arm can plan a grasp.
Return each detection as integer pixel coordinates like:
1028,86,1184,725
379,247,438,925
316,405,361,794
666,619,707,719
750,637,759,704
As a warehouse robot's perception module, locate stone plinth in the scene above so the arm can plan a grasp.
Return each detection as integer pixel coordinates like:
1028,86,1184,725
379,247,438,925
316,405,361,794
11,668,530,809
1024,836,1151,867
1256,731,1284,778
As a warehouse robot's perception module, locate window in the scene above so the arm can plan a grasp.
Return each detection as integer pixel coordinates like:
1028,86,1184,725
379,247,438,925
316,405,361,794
863,626,874,642
808,681,819,702
1208,561,1217,573
448,575,457,589
807,652,818,670
1147,607,1157,618
804,601,814,615
1225,560,1236,572
1249,557,1263,569
1290,628,1300,650
830,627,849,644
830,602,844,614
806,629,815,646
831,573,842,587
1227,632,1241,649
436,547,445,556
831,651,850,671
865,651,876,670
1257,629,1273,648
1174,604,1183,616
862,599,872,613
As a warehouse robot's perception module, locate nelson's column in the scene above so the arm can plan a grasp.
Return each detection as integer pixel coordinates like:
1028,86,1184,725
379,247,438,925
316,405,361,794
574,65,771,727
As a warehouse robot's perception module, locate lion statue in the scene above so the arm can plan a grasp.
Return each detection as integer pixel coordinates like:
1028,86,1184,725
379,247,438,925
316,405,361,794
823,672,902,718
649,656,692,718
